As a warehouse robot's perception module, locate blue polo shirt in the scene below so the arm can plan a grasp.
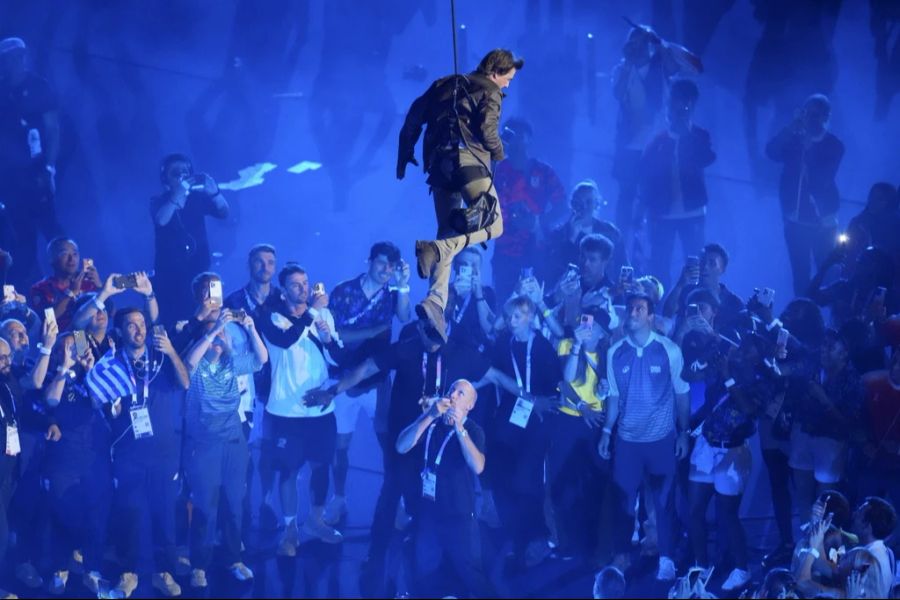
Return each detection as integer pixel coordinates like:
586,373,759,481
607,331,689,443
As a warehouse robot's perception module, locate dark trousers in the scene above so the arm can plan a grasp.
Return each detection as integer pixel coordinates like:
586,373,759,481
413,511,494,598
8,430,47,565
0,456,17,565
46,458,112,573
762,448,793,547
783,220,837,296
112,453,180,576
185,434,248,569
611,433,677,557
648,216,705,289
368,430,420,562
688,482,747,569
613,148,642,234
491,420,550,556
547,414,605,558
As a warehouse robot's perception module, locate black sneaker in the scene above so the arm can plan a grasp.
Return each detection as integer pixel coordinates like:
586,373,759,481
415,300,447,343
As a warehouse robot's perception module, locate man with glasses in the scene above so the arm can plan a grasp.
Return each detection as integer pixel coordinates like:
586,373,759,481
325,241,410,524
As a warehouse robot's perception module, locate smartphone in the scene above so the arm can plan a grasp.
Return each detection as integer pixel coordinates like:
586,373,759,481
520,266,534,280
757,287,776,308
73,330,89,356
231,309,247,321
686,303,701,317
83,258,94,271
2,285,15,302
685,255,700,285
458,264,473,280
44,307,57,330
312,282,326,297
565,263,580,280
620,265,634,283
580,313,594,329
153,324,166,337
208,280,223,307
112,273,138,289
837,232,850,245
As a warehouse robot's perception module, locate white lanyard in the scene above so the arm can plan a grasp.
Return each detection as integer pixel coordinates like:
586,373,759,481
510,334,534,395
0,384,16,425
422,352,442,397
423,423,456,469
123,352,151,407
453,293,472,324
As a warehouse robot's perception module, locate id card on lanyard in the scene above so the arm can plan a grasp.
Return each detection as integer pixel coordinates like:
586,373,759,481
0,386,19,456
508,334,534,429
421,423,455,501
124,354,154,440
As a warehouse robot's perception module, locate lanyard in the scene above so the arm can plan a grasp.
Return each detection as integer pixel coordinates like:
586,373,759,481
453,293,472,324
122,352,151,407
423,423,456,470
0,384,16,425
346,278,387,326
421,352,442,397
510,333,534,395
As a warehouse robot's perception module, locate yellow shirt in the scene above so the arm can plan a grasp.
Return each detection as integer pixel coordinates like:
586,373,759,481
557,338,604,416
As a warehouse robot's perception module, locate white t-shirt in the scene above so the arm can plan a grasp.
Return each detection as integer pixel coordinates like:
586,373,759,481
264,308,340,418
866,539,895,598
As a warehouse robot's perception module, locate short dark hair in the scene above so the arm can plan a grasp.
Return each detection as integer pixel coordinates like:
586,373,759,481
862,496,897,539
626,292,655,315
160,152,192,176
248,243,277,261
278,262,307,288
670,78,699,104
579,234,614,260
702,243,729,269
503,117,533,139
191,271,221,303
369,241,401,264
453,246,483,270
476,48,524,76
685,287,720,311
113,306,145,331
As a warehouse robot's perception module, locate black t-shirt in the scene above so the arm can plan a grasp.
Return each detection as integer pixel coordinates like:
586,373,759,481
45,374,110,471
0,72,57,170
419,419,485,518
492,331,561,442
375,323,490,439
150,192,220,276
446,287,496,352
106,355,183,463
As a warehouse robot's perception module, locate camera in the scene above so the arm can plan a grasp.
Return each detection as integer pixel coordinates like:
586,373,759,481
313,282,326,297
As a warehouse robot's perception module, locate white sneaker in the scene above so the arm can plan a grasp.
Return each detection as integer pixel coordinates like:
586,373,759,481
190,569,208,589
324,495,348,525
82,571,106,597
15,562,43,589
151,572,181,597
656,556,677,581
114,572,139,599
721,567,751,591
48,570,68,595
70,549,85,574
230,562,254,581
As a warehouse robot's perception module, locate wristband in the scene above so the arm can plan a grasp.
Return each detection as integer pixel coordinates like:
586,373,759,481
93,297,106,311
542,308,553,319
724,378,736,389
145,292,156,300
475,295,485,302
395,286,410,294
766,318,783,332
800,547,820,560
571,343,583,353
456,428,469,439
37,343,52,356
602,427,612,435
66,289,79,299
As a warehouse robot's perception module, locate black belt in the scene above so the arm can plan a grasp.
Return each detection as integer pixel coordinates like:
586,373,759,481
704,436,745,449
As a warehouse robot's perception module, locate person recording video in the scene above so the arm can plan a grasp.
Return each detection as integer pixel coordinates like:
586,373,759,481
151,153,229,325
397,48,524,340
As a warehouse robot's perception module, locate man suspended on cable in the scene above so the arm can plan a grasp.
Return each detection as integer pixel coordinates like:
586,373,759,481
397,48,523,340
